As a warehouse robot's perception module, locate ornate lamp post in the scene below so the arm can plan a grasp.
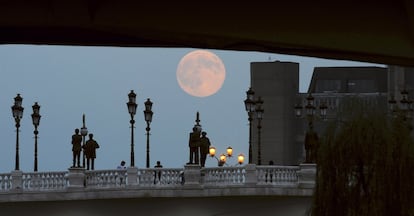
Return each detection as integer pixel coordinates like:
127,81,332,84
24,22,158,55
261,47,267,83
80,114,88,168
244,87,255,164
389,89,413,120
31,102,41,172
11,94,24,171
127,90,137,167
255,97,264,165
143,98,153,168
209,146,245,166
294,93,327,163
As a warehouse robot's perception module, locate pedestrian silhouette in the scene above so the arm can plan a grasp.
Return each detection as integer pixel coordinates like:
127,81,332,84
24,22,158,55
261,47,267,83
188,126,200,164
199,131,211,167
154,161,163,184
83,133,100,170
117,160,127,185
71,128,83,168
117,160,126,169
265,160,274,183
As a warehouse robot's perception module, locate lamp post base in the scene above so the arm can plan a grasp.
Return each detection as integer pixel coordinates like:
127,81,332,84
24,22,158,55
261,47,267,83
184,164,201,186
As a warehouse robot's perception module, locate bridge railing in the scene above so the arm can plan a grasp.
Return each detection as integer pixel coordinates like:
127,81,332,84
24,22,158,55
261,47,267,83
256,165,299,186
0,173,12,191
85,169,127,188
137,168,184,186
0,164,315,192
22,171,68,190
202,166,245,186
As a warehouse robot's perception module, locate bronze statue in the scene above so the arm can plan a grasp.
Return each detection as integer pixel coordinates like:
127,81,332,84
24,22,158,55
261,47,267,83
188,126,201,164
83,133,100,170
199,131,211,167
188,112,202,165
304,122,319,163
71,128,83,167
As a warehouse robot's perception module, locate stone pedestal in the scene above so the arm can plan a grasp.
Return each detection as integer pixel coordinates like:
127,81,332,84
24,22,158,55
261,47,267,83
184,164,201,186
127,167,138,186
297,163,316,189
245,164,257,186
11,170,23,190
67,167,85,189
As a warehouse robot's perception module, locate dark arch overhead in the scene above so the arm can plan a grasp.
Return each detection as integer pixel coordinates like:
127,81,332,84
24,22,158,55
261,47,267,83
0,0,413,66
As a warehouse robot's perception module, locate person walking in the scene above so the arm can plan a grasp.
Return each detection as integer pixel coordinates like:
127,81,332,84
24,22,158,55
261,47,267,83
154,161,163,184
199,131,211,167
117,160,126,169
117,160,127,185
71,128,83,168
83,133,100,170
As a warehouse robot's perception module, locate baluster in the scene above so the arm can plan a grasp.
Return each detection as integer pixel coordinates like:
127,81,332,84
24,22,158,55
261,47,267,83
31,173,36,190
48,173,53,189
273,168,280,184
47,173,51,189
55,173,59,188
53,173,58,188
102,172,107,186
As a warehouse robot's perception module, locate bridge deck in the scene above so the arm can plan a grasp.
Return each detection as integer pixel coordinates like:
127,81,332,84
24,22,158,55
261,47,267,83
0,196,312,216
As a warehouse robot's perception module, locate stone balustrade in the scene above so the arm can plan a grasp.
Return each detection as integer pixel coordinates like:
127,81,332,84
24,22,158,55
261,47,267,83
0,164,316,202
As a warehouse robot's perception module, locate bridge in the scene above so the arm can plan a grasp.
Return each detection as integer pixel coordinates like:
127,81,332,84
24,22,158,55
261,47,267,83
0,164,316,215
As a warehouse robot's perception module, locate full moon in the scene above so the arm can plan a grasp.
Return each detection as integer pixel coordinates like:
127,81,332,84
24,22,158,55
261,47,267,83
176,50,226,97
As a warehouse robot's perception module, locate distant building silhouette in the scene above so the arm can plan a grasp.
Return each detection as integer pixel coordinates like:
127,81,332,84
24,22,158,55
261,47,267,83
250,62,413,165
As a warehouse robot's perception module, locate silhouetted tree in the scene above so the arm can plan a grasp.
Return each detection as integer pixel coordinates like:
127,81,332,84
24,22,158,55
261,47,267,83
311,98,414,216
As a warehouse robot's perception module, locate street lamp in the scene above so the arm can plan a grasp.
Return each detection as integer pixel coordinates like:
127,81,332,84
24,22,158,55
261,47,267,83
294,93,327,163
11,94,24,171
127,90,137,167
295,93,328,121
80,114,88,168
389,89,413,120
255,97,264,165
209,146,245,166
143,98,153,168
244,87,255,164
31,102,41,172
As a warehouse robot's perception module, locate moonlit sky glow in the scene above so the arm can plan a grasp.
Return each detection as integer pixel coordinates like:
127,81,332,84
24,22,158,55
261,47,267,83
0,45,382,172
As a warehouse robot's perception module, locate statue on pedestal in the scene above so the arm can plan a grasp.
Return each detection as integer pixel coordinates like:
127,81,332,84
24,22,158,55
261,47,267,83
188,112,202,164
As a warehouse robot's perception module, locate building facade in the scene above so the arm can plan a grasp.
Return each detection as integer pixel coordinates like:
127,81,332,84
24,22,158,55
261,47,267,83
251,62,413,165
250,61,301,165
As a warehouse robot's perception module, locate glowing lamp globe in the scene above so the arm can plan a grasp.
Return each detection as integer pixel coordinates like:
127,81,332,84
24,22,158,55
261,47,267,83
209,146,216,157
226,146,233,157
237,153,245,165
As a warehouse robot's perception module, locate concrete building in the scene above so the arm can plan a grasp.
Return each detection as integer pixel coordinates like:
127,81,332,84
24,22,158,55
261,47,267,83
251,62,413,165
250,61,301,165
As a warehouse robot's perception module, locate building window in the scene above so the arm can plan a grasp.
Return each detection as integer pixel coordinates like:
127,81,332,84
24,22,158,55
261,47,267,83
315,80,341,93
347,80,377,93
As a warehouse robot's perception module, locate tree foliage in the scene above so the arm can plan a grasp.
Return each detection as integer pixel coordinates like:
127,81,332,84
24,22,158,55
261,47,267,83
311,98,414,216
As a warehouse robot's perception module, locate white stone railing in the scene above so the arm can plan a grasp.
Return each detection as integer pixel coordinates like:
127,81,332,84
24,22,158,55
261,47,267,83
0,173,13,191
202,166,245,186
137,168,183,186
0,164,316,193
257,165,299,186
22,171,68,190
85,169,127,188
